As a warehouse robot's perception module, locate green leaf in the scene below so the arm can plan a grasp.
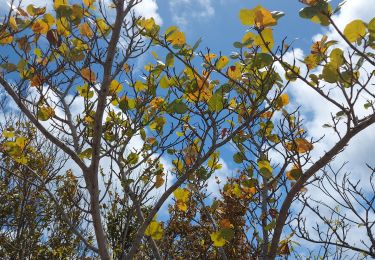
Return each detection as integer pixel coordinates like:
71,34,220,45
160,75,170,89
299,2,331,26
322,63,339,83
368,18,375,33
127,152,139,164
343,19,367,43
330,48,344,68
150,117,166,132
79,148,92,159
258,159,272,179
0,63,17,72
253,53,273,68
168,99,188,114
134,80,147,92
192,37,202,51
166,52,174,67
233,41,243,48
208,93,223,112
233,152,245,164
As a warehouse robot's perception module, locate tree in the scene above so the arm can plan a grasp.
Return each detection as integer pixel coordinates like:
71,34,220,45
0,0,374,259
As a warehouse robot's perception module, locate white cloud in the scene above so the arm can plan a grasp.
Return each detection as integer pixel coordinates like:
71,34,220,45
169,0,214,27
283,0,375,254
2,0,162,25
134,0,162,25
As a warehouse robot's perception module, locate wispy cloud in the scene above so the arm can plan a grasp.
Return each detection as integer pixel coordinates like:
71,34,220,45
169,0,214,27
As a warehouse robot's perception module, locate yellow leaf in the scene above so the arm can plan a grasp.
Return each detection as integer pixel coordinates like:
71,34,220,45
2,130,15,138
173,188,190,202
204,53,217,62
109,79,123,94
43,13,55,26
9,16,18,30
227,64,242,81
81,68,96,83
56,17,70,37
286,138,314,154
38,106,55,121
0,34,13,45
31,19,49,34
96,18,110,35
173,159,183,172
210,231,226,247
239,8,256,26
138,17,157,31
254,28,274,53
150,97,165,109
242,31,256,48
254,7,276,28
134,80,147,92
145,221,163,240
15,156,28,165
15,137,27,149
27,4,46,16
275,93,289,110
176,201,188,212
79,22,93,37
166,29,186,46
54,0,69,10
160,75,170,88
185,70,213,102
258,160,272,179
123,63,130,73
343,19,367,43
216,56,229,70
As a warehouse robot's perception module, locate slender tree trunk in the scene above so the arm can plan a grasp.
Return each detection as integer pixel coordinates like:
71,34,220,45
260,177,269,259
87,173,110,260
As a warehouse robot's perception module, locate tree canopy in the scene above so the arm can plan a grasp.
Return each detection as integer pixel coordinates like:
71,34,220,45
0,0,375,259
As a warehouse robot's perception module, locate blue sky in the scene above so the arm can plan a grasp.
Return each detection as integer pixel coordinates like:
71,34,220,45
156,0,338,54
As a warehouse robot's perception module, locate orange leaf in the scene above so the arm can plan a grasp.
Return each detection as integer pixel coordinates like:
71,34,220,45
81,68,96,83
286,138,313,154
219,219,234,229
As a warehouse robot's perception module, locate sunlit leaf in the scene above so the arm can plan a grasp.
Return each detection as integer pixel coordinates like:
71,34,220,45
216,56,229,70
285,138,314,154
166,27,186,46
79,148,92,159
31,19,49,34
81,68,96,83
227,64,242,80
37,106,55,121
109,79,123,94
286,165,302,181
254,28,274,53
343,19,367,43
79,22,94,37
258,160,272,179
145,221,164,240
